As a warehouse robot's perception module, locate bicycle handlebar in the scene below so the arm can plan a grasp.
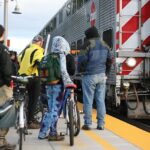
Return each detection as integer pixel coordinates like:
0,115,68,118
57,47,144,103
11,75,34,83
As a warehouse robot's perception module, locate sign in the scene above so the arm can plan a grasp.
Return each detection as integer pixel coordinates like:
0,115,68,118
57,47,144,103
90,1,96,26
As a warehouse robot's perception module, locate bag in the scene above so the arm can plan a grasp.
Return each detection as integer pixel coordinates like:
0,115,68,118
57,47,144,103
0,85,13,106
38,53,61,84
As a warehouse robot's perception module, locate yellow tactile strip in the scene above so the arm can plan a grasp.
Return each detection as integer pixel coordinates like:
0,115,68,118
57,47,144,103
83,130,117,150
78,102,150,150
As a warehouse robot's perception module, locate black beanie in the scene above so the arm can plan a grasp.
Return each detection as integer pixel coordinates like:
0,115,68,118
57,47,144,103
85,26,99,40
0,25,5,37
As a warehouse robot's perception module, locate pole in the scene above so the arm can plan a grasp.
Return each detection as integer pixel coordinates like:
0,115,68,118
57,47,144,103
4,0,8,46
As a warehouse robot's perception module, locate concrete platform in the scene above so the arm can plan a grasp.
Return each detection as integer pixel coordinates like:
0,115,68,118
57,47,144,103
6,113,144,150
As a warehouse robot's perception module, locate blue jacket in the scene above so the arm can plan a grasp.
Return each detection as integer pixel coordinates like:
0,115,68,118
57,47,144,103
81,38,112,75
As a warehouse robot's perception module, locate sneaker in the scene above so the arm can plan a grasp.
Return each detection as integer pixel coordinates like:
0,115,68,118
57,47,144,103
28,122,40,129
82,125,91,130
97,126,104,130
38,136,48,140
48,134,65,141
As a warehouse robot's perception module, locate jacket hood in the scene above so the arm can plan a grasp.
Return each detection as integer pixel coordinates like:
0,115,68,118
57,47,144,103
51,36,70,55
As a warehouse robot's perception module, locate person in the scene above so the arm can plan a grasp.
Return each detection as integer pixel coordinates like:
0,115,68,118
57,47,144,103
38,36,76,141
9,51,19,75
0,24,16,150
18,35,44,129
81,26,112,130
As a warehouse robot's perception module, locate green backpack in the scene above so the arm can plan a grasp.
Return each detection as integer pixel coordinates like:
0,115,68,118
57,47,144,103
38,53,61,84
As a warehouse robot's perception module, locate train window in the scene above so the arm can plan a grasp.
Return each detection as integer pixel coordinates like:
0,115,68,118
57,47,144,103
84,0,90,3
77,0,83,9
72,0,77,14
71,41,76,50
46,26,50,33
77,39,82,49
50,17,57,31
102,29,113,49
59,11,63,24
66,2,71,16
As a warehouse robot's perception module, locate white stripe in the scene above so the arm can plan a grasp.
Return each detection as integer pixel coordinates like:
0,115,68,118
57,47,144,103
116,19,150,65
116,0,148,32
123,18,150,50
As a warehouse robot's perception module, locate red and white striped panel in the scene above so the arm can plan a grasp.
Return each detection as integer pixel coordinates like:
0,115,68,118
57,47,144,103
116,0,150,75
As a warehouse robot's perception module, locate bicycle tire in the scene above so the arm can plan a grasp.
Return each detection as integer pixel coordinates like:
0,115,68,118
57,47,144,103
68,100,74,146
74,104,80,136
34,98,44,123
19,128,23,150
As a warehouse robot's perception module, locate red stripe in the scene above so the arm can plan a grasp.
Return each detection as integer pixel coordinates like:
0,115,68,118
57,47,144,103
116,1,150,50
122,1,150,44
116,0,131,14
121,36,150,75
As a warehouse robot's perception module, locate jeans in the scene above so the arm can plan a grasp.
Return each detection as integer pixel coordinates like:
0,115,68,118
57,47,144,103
38,84,63,138
82,73,106,127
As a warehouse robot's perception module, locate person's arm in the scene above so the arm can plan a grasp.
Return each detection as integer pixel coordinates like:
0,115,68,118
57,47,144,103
66,54,75,76
0,48,12,86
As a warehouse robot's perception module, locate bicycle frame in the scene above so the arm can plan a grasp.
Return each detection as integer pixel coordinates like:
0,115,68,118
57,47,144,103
19,101,25,128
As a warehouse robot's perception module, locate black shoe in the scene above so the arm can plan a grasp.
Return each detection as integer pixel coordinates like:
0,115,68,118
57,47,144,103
82,125,91,130
97,126,104,130
48,134,65,141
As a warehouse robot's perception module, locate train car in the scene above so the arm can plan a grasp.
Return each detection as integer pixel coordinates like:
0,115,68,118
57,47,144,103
38,0,150,119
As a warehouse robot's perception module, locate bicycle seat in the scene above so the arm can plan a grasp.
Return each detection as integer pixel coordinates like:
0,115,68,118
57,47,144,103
0,100,14,117
65,84,77,89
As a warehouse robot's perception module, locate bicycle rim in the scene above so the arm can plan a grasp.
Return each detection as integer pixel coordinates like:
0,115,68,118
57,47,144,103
68,100,74,146
19,128,23,150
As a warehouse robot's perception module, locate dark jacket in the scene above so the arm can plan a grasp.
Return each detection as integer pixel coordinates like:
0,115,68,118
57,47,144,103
0,42,13,87
66,54,75,76
81,38,112,75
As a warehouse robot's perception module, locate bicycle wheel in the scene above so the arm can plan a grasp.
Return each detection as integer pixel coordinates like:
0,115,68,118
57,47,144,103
34,98,44,123
68,100,74,146
74,104,80,136
19,128,23,150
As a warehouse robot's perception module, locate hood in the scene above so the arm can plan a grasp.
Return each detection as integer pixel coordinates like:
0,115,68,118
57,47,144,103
51,36,70,55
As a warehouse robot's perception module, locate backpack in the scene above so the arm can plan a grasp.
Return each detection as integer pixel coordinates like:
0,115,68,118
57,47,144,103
38,53,61,84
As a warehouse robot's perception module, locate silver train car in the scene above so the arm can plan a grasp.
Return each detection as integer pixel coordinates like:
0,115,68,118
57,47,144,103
38,0,150,119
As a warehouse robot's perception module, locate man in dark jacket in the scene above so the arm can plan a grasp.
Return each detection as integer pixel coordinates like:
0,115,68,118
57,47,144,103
81,26,112,130
0,24,16,150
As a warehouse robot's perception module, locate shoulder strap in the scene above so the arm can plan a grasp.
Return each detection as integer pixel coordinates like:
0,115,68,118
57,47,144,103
30,49,38,64
20,45,30,62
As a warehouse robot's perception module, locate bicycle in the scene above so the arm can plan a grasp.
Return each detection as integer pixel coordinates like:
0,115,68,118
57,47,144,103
62,85,80,146
11,75,33,150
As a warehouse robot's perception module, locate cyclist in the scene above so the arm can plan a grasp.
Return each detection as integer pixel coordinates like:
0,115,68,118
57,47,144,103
18,35,44,129
0,24,16,150
38,36,76,141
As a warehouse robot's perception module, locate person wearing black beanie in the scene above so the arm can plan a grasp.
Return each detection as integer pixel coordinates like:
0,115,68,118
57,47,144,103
81,26,112,131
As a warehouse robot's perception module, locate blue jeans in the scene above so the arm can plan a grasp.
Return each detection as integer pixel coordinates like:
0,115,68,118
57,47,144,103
38,84,63,138
82,73,106,127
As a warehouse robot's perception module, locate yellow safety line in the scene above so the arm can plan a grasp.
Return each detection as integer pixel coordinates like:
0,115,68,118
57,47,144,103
78,102,150,150
83,130,117,150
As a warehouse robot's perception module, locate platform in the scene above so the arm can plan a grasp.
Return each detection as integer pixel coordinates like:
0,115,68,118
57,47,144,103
6,103,149,150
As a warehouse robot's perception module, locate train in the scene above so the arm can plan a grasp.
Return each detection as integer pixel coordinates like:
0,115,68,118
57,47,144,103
38,0,150,119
